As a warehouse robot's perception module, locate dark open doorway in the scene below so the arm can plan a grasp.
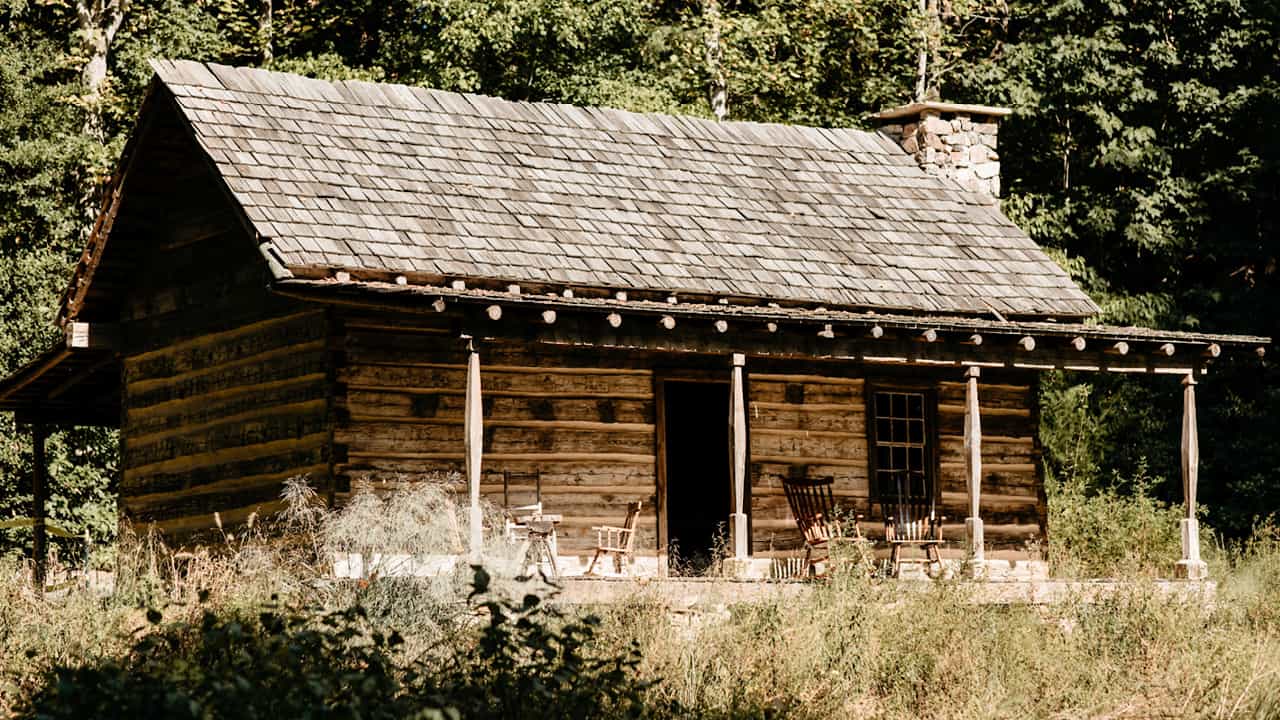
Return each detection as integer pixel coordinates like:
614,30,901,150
662,380,731,575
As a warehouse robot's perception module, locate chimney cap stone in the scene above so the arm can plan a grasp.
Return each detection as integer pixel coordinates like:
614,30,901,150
870,101,1012,122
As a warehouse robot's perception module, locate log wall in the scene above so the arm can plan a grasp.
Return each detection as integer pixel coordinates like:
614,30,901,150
748,367,1044,559
334,317,658,556
118,225,330,537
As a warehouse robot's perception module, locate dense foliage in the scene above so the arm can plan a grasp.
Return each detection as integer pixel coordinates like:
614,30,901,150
20,569,654,719
0,0,1277,552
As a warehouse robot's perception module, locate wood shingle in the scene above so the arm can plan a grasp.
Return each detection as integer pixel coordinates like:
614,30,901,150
149,59,1100,319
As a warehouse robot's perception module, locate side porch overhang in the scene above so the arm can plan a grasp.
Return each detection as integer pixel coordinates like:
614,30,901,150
0,322,121,427
0,323,119,593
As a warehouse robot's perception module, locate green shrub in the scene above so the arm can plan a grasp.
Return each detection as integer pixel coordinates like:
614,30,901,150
1045,462,1187,577
16,568,657,720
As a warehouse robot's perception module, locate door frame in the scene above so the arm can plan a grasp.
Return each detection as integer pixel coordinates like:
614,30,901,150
654,368,739,577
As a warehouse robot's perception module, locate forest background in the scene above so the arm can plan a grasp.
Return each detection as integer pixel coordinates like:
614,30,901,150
1,0,1277,553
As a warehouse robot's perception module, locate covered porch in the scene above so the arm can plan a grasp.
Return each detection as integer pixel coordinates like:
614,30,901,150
281,277,1269,582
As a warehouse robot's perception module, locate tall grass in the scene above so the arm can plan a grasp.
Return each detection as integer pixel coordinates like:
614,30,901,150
2,476,1279,718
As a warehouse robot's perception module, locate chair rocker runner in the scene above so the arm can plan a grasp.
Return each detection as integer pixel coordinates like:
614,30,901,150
782,476,860,577
881,469,945,578
586,501,643,576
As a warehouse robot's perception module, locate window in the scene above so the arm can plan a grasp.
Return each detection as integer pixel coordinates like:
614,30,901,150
870,389,935,500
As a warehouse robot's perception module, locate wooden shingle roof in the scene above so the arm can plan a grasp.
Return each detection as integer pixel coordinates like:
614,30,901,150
148,59,1100,319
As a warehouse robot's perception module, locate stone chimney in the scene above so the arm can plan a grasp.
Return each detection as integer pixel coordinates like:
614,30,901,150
871,101,1011,198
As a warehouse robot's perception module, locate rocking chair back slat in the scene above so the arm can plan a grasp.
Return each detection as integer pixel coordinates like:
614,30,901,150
879,469,946,577
880,470,941,541
783,476,852,575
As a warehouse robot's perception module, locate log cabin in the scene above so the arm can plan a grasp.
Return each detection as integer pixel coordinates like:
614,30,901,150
0,60,1269,581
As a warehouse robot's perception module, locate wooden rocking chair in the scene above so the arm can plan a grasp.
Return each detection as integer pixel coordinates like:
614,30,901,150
585,501,643,576
783,476,859,577
881,470,945,578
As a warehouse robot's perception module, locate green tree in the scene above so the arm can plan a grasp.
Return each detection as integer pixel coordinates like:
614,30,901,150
950,0,1280,534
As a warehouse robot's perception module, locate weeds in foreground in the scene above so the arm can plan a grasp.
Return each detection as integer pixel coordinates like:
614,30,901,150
2,479,1279,718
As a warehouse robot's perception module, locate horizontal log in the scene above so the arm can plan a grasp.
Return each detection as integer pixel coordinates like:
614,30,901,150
129,351,328,409
748,406,865,434
346,451,655,464
749,373,864,386
338,422,653,455
748,401,859,413
129,399,328,447
343,359,652,378
750,454,866,468
938,411,1034,438
126,411,329,469
126,312,326,383
142,499,291,539
340,364,652,396
938,436,1038,466
127,339,327,394
338,460,654,487
127,373,328,422
345,415,653,434
124,462,331,511
127,480,292,523
344,391,654,424
123,432,329,481
750,380,863,405
125,310,324,365
751,433,866,460
937,403,1031,417
940,461,1036,474
123,446,329,496
345,384,650,402
751,461,869,484
127,376,329,434
938,467,1038,497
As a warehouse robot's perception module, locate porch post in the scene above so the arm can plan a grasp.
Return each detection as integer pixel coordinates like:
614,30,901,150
728,353,749,560
963,367,985,571
31,422,48,593
464,338,484,562
1175,374,1208,580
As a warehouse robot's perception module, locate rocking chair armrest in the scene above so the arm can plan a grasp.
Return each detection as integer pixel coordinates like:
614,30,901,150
590,524,631,534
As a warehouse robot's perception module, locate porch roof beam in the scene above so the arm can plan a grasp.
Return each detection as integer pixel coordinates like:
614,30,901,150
272,281,1266,374
431,303,1218,376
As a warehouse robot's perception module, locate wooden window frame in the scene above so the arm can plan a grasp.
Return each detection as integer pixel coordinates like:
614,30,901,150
864,380,941,505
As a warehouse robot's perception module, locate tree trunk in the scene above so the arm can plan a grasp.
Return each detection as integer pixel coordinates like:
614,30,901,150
260,0,273,64
703,0,727,121
76,0,129,113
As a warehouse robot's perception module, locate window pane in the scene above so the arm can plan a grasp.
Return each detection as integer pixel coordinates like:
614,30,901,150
892,393,906,418
877,418,891,442
908,394,923,417
909,419,924,444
